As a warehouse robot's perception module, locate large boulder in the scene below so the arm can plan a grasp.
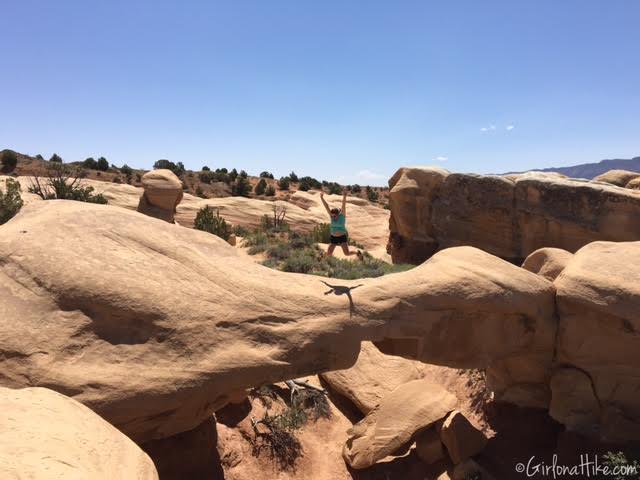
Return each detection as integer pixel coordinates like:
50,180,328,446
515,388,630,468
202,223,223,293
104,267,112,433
137,169,183,223
387,168,640,265
0,386,158,480
320,341,426,414
343,379,457,469
554,241,640,442
387,167,449,264
521,247,573,281
438,410,488,464
592,169,640,187
0,201,556,442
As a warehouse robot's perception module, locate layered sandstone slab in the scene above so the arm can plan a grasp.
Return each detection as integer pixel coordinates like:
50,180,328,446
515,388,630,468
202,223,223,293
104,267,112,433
0,201,556,442
0,386,158,480
554,241,640,442
388,167,640,264
343,379,457,469
592,169,640,187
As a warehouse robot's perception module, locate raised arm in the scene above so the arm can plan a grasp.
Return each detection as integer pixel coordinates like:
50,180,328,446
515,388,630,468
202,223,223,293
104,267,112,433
320,191,331,215
341,188,347,216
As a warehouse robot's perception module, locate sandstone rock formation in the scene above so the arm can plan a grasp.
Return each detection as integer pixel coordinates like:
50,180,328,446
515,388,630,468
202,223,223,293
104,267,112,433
137,169,183,223
592,169,640,187
626,177,640,190
343,379,457,469
0,200,556,443
521,247,573,281
439,410,487,464
388,167,640,264
320,341,426,414
0,386,158,480
415,427,445,464
554,241,640,443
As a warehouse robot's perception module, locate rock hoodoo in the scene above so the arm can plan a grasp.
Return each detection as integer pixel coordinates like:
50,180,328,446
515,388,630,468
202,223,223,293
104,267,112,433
137,169,183,223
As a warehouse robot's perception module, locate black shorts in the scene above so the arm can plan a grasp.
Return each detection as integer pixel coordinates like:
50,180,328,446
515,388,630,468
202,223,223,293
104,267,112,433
330,234,348,245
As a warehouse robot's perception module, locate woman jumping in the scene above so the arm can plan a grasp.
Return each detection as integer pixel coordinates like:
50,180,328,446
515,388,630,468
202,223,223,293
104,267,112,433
320,189,363,259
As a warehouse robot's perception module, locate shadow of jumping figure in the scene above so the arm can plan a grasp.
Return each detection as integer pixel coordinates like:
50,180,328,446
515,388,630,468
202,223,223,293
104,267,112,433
320,280,363,317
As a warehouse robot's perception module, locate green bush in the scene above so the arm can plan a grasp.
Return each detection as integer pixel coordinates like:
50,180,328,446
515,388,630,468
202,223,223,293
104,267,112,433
266,241,291,260
82,157,97,169
153,159,184,176
299,176,321,190
96,157,109,171
112,176,122,184
199,171,216,184
194,206,231,241
240,170,248,179
282,250,316,273
1,150,18,171
195,186,207,198
365,185,379,202
232,176,251,197
278,176,290,191
229,168,238,182
0,179,24,224
49,153,63,163
254,178,267,195
202,165,210,171
312,223,331,243
120,164,133,176
289,171,298,183
35,154,44,161
350,184,361,193
260,171,274,179
29,163,107,204
327,182,341,194
265,185,276,196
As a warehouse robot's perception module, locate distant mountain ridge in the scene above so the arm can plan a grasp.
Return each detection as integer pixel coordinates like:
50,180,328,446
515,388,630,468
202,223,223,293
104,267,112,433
508,156,640,179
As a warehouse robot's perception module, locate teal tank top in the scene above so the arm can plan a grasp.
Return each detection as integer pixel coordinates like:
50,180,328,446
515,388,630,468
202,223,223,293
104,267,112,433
330,213,347,235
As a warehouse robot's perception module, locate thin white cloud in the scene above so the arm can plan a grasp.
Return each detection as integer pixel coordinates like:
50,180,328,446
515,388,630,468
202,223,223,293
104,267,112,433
433,156,448,162
506,124,515,131
356,169,386,181
480,124,497,133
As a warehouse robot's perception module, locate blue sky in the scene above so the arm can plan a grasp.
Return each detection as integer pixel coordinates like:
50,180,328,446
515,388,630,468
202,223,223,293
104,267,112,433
2,1,639,185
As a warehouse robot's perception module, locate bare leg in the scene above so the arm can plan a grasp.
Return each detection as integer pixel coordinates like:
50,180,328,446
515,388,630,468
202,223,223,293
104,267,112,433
326,244,336,257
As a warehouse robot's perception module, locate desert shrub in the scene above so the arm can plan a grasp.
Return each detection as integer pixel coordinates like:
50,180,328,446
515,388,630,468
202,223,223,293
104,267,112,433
1,150,18,171
199,171,216,184
288,231,314,249
232,224,249,236
195,186,207,198
265,185,276,196
365,185,379,202
245,231,269,254
278,177,290,191
266,241,291,261
153,159,184,176
298,182,310,192
120,164,133,176
281,250,316,273
194,206,231,241
112,176,122,183
260,171,274,179
312,223,331,243
29,163,107,204
326,182,341,194
96,157,109,171
298,176,321,190
289,171,298,183
0,179,24,224
202,165,210,171
49,153,63,163
232,176,251,197
82,157,97,169
229,168,238,182
135,173,142,182
240,169,248,178
350,184,361,193
251,413,303,470
35,154,44,160
254,178,267,195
